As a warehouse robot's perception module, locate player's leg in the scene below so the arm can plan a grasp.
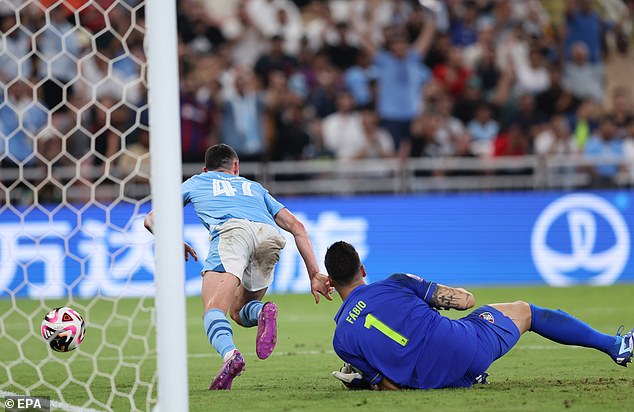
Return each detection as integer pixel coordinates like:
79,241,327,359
203,220,252,389
230,286,278,360
488,301,531,334
232,222,286,359
229,286,267,327
202,271,240,359
492,301,633,366
202,271,247,390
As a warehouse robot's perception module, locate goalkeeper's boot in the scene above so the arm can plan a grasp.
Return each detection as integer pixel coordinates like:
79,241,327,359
612,326,634,367
209,350,245,390
256,302,278,360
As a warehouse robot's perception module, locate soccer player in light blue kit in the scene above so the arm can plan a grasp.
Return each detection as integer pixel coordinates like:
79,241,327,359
325,241,634,390
144,144,332,390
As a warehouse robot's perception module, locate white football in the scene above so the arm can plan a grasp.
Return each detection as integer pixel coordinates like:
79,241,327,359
41,307,86,352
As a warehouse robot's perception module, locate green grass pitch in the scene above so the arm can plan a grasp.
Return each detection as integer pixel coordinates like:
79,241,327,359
1,285,634,411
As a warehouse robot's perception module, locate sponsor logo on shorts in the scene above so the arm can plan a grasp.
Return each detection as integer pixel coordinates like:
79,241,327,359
479,312,495,323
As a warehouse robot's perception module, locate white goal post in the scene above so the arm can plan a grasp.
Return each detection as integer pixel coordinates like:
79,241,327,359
145,0,189,411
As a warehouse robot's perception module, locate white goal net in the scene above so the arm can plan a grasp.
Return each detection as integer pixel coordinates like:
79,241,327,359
0,0,161,410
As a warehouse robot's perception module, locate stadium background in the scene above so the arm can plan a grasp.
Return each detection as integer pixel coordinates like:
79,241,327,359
1,0,633,297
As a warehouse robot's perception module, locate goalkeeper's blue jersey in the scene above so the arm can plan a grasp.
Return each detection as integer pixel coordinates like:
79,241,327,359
181,171,285,230
332,274,479,389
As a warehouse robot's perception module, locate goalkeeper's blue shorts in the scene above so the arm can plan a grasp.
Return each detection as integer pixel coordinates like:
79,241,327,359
447,305,521,387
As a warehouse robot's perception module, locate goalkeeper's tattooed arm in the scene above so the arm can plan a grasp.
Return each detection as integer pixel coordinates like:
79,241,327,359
429,284,475,311
143,211,198,262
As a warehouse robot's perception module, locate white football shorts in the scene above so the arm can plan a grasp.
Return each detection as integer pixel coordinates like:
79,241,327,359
203,218,287,291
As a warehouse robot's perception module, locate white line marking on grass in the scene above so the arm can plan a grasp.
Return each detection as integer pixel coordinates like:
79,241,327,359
519,345,582,350
0,390,102,412
13,349,338,364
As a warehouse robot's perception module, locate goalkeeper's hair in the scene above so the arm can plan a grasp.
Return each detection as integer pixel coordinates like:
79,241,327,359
325,241,361,286
205,144,239,170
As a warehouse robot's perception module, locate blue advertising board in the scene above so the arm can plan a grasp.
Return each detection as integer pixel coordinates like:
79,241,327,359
0,190,632,299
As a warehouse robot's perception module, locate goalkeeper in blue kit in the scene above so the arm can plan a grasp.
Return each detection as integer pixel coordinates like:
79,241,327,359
325,241,634,390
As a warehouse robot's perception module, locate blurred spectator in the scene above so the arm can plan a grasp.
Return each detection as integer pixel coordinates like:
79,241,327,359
572,100,600,150
410,114,442,158
222,0,269,67
324,21,360,71
357,9,435,156
372,0,413,30
452,76,483,123
272,104,311,161
307,61,339,118
564,0,605,63
356,108,395,159
116,115,150,182
450,1,479,47
433,47,471,98
518,0,549,38
0,6,32,83
431,93,464,156
534,115,578,157
0,81,47,166
584,114,625,187
562,42,604,103
247,0,303,54
468,103,499,157
505,93,547,147
424,32,450,68
535,68,580,119
93,94,134,165
321,90,365,160
254,34,299,88
220,69,267,161
463,18,495,69
344,50,377,107
180,60,217,163
178,0,226,55
610,87,633,130
514,48,550,95
473,45,500,100
493,123,529,157
75,45,143,110
36,4,81,111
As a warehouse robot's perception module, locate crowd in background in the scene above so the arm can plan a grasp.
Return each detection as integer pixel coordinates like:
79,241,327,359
1,0,634,195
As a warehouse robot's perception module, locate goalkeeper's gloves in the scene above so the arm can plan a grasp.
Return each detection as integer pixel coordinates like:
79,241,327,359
332,363,372,390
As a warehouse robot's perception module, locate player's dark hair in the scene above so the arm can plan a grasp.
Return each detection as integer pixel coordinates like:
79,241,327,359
325,241,361,286
204,144,238,170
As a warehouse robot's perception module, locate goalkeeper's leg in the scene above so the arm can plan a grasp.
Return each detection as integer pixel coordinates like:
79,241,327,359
491,301,632,366
201,271,245,390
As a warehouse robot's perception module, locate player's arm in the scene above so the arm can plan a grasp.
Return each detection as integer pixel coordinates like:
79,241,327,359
413,9,436,57
143,210,198,262
429,284,475,311
274,208,333,303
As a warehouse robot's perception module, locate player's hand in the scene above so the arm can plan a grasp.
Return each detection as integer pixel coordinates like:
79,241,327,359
184,242,198,262
310,273,333,304
332,363,371,390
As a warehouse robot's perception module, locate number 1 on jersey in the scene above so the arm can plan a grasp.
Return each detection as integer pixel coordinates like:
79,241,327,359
364,313,409,346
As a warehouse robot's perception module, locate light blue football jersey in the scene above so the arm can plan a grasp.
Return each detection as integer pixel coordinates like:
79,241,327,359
181,171,285,230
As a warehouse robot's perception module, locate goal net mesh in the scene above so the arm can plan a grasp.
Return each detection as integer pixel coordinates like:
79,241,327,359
0,0,158,410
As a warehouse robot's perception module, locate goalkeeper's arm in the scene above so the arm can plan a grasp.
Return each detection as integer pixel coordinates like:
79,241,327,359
332,363,401,390
429,284,475,311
